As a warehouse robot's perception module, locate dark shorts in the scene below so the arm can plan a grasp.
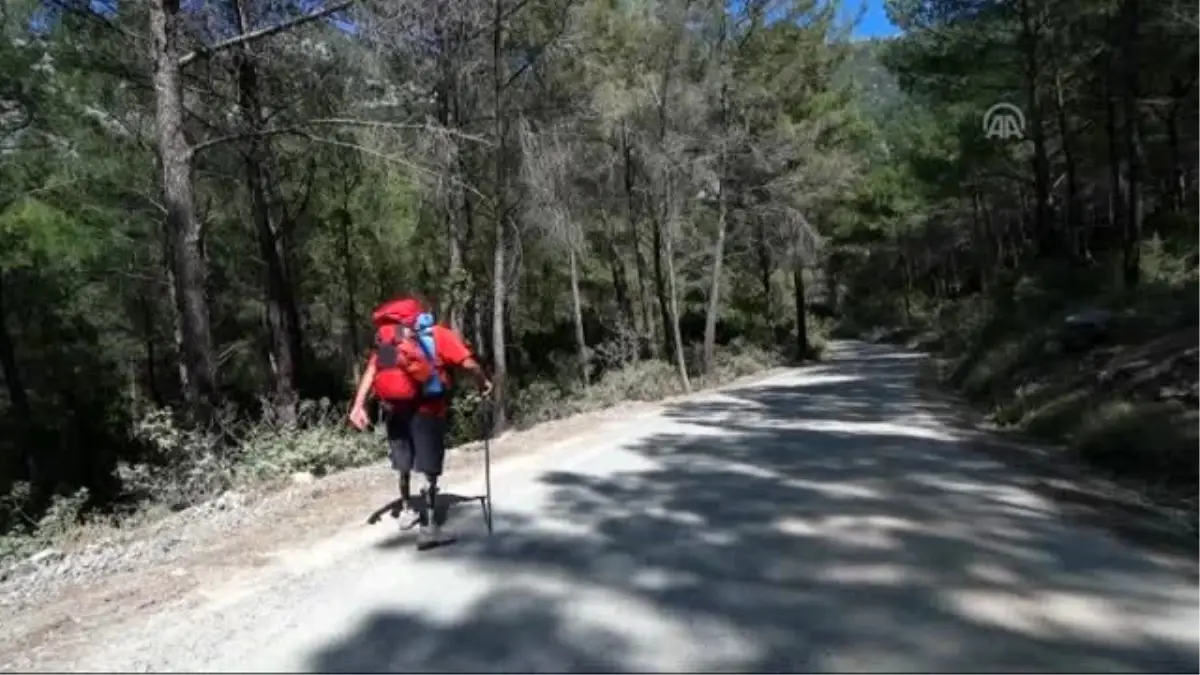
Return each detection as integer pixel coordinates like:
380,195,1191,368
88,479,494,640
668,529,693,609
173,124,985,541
385,404,448,476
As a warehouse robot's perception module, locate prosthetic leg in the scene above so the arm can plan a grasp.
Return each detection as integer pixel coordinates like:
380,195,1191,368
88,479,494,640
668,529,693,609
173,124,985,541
394,471,422,530
365,472,418,527
415,473,456,550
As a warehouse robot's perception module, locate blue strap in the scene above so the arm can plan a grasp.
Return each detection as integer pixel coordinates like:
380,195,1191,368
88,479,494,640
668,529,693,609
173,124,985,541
412,314,444,396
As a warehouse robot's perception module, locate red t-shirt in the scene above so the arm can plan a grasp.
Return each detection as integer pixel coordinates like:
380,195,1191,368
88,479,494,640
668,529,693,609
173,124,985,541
370,325,474,417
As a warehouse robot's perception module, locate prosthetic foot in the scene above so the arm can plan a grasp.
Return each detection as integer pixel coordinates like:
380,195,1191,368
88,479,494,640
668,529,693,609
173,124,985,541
415,480,456,551
396,499,422,531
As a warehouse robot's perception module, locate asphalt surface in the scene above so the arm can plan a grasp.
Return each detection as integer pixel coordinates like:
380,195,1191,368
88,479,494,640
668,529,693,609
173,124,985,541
78,341,1199,673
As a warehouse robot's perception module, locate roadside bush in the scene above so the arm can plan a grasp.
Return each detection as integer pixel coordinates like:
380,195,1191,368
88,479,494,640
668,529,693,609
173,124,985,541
1,343,790,564
1073,401,1198,487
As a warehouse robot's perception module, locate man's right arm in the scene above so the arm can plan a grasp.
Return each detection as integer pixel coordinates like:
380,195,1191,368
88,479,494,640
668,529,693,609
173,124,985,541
460,356,493,397
438,327,492,396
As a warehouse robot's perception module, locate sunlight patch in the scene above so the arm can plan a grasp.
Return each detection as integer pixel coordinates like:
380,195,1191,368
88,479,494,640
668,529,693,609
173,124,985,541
630,566,700,592
782,418,960,441
558,583,763,671
644,504,706,528
773,513,917,550
723,461,788,481
941,588,1142,645
860,351,925,362
1136,596,1200,649
538,512,611,539
940,588,1044,635
966,562,1022,586
908,474,1056,514
682,455,791,483
781,476,883,500
696,528,739,547
788,373,864,388
815,563,915,586
1038,592,1142,640
990,487,1055,513
773,516,819,536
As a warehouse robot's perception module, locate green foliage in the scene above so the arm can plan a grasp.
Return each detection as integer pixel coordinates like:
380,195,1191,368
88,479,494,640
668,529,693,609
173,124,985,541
0,197,99,270
832,0,1199,523
0,0,859,557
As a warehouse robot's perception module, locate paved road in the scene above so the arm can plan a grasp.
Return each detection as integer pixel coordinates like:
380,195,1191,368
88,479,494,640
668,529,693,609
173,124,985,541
87,342,1199,673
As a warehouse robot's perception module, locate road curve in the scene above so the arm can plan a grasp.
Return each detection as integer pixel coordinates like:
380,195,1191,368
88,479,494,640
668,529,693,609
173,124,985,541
80,341,1199,673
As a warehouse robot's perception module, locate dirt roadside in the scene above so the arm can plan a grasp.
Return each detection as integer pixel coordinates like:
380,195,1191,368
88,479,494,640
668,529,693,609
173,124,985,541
0,367,794,672
912,358,1197,577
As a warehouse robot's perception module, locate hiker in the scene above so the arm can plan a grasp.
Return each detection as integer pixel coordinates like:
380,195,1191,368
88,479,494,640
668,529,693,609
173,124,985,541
348,296,492,549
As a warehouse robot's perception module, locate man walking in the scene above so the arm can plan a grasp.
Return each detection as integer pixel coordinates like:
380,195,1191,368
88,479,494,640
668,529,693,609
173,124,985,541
349,297,491,549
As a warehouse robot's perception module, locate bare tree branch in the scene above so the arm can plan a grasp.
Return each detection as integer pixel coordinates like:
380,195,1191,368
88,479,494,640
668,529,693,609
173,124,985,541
300,133,489,201
179,0,357,67
191,118,492,156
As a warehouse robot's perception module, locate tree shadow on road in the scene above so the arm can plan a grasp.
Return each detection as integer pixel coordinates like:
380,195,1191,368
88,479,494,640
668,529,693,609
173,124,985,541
307,342,1198,673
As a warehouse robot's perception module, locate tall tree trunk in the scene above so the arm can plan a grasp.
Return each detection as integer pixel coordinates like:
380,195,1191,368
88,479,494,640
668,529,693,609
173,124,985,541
277,212,306,392
457,144,477,337
150,0,217,422
0,271,36,485
337,206,359,373
1120,0,1143,289
622,126,656,357
1054,70,1081,260
161,245,189,399
703,173,727,374
792,261,809,359
233,10,298,424
472,287,486,360
603,216,635,332
1139,74,1193,215
437,22,467,334
1165,100,1184,211
703,17,729,375
825,254,840,317
757,217,773,325
652,75,674,359
138,288,164,407
663,198,690,393
970,187,992,292
1105,34,1126,256
1018,0,1052,257
651,219,672,357
489,0,508,435
569,248,589,386
446,227,465,332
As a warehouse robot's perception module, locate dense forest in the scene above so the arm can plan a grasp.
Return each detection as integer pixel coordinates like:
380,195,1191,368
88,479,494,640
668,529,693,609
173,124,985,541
0,0,1195,554
850,0,1199,526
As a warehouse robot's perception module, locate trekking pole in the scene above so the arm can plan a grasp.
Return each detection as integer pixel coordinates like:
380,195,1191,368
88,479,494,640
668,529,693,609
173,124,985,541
481,396,494,535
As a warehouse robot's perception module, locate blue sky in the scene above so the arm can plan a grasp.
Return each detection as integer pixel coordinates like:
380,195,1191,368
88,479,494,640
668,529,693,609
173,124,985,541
843,0,901,39
37,0,899,42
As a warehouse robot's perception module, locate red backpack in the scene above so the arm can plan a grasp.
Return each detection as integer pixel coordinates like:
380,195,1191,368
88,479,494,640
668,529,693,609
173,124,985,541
370,298,447,401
